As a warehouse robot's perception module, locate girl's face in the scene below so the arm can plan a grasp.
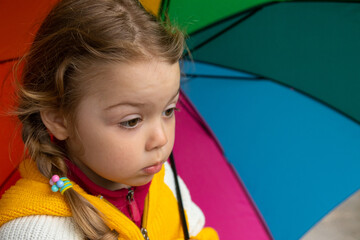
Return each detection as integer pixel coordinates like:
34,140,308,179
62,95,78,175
66,60,180,190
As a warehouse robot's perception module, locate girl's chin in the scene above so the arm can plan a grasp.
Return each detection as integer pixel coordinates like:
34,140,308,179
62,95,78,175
113,175,154,189
132,175,154,187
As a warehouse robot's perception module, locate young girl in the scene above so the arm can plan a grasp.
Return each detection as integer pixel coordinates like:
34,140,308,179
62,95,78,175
0,0,218,239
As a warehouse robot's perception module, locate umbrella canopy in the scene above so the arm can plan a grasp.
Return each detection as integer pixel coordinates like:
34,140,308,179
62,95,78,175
168,0,360,124
2,0,360,239
181,61,360,240
0,0,271,239
185,1,360,124
0,0,58,194
160,0,360,239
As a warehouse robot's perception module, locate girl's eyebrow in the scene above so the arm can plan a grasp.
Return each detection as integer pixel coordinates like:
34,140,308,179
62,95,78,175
104,101,145,111
105,87,180,111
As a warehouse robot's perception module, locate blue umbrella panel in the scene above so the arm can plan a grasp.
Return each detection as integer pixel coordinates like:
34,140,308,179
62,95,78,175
181,61,360,240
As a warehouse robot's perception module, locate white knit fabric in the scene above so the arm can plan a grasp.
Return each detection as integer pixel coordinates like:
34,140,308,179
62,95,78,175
163,161,205,237
0,163,205,239
0,215,83,239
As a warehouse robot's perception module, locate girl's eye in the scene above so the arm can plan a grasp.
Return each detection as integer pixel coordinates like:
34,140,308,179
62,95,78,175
163,107,179,118
119,118,142,129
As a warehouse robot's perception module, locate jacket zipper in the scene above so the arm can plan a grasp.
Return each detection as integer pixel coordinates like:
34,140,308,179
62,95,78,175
127,188,150,240
141,228,150,240
127,188,141,225
141,193,150,240
98,190,150,240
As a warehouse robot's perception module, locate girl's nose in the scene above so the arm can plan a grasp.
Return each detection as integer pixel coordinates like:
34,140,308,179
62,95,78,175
145,120,168,151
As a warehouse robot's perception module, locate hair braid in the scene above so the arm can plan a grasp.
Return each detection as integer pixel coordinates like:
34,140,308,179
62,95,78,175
20,113,66,177
19,109,119,239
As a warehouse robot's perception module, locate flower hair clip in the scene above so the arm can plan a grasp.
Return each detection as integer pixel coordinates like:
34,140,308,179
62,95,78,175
49,175,73,194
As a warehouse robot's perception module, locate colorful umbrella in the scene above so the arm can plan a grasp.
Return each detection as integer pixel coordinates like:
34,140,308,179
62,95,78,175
2,0,360,239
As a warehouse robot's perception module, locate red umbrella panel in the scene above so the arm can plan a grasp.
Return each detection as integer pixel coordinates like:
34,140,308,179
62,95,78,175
0,0,60,189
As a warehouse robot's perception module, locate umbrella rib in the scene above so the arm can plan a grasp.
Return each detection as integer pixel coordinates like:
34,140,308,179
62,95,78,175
183,59,360,126
186,8,263,56
188,1,282,36
185,1,359,54
0,57,20,65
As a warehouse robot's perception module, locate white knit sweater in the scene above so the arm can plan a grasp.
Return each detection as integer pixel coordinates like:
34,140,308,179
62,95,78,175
0,162,205,239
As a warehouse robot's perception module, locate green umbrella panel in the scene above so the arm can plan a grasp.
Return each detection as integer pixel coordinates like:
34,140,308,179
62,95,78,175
166,0,360,124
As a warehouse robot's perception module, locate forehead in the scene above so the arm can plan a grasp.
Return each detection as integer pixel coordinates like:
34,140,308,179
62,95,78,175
82,60,180,107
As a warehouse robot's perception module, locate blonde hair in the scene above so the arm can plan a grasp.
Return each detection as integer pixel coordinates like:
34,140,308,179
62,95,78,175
15,0,184,239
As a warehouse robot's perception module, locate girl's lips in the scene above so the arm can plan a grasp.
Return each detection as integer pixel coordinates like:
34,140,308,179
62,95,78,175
143,162,163,175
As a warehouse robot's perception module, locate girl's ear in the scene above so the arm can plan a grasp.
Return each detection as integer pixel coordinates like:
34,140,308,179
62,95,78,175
40,110,69,140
